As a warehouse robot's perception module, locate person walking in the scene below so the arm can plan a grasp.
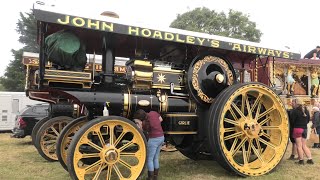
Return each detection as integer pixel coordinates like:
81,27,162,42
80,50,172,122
291,99,314,165
143,110,164,180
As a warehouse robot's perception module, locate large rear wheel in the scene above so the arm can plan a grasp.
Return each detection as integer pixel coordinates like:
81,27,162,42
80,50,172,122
67,116,147,180
208,82,289,176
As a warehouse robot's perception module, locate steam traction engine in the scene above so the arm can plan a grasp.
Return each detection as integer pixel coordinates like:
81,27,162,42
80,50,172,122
26,4,301,179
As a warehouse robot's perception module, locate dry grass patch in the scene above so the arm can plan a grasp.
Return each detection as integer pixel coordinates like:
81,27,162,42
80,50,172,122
0,133,319,180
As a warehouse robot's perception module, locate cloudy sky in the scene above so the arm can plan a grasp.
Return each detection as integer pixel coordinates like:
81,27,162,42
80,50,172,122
1,0,319,76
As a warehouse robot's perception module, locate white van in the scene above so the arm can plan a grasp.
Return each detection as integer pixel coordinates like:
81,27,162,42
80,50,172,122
0,92,42,131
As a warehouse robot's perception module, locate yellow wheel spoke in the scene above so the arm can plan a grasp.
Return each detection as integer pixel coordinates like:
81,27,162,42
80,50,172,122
261,132,271,139
81,153,100,159
84,159,102,173
230,138,239,154
120,152,136,157
224,127,236,133
258,137,276,149
247,139,252,163
46,143,56,151
109,126,114,145
242,144,248,165
50,127,59,136
96,130,105,147
119,159,132,170
119,141,134,152
254,102,262,120
224,132,243,141
251,93,263,112
232,137,248,156
92,163,106,180
224,118,239,125
228,107,239,121
106,165,113,180
231,102,245,119
262,126,280,130
257,106,275,120
44,134,57,139
43,139,56,145
259,117,271,126
255,139,262,153
59,122,64,132
245,96,253,119
87,141,103,152
114,131,126,147
113,164,124,179
241,93,247,113
252,145,264,163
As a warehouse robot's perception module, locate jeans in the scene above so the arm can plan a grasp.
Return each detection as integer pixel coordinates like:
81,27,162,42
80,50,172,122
147,136,164,171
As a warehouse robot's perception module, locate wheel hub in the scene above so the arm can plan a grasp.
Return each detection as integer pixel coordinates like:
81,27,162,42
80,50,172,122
239,119,262,139
104,149,119,164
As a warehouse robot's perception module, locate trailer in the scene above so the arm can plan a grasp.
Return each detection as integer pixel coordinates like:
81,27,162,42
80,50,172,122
0,92,42,131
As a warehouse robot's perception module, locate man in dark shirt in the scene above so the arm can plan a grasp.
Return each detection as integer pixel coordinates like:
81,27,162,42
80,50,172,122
304,46,320,59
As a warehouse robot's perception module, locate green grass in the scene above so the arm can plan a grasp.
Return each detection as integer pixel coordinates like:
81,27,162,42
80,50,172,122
0,133,319,180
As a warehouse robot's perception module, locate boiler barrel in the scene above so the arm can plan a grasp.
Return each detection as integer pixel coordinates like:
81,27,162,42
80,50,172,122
68,89,196,118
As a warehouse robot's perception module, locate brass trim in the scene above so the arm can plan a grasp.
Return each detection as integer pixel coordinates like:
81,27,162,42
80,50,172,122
123,91,129,117
164,131,197,134
160,93,168,112
153,67,184,74
128,89,131,117
25,65,30,90
152,84,183,90
134,60,152,67
188,100,196,112
167,96,188,99
45,78,91,83
134,71,153,78
164,114,197,117
45,70,91,79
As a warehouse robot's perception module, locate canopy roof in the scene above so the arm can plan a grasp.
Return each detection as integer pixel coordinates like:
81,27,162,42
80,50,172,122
33,4,301,60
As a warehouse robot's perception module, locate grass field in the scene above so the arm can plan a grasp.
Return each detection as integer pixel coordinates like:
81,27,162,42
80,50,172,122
0,132,319,180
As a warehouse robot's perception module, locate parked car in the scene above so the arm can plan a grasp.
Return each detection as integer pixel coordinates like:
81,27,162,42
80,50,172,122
12,104,49,138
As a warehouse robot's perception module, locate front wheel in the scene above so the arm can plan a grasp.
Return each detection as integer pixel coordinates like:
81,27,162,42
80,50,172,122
67,116,147,180
208,83,289,176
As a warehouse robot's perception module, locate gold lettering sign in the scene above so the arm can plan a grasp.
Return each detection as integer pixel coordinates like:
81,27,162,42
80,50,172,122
53,13,297,59
57,15,114,32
